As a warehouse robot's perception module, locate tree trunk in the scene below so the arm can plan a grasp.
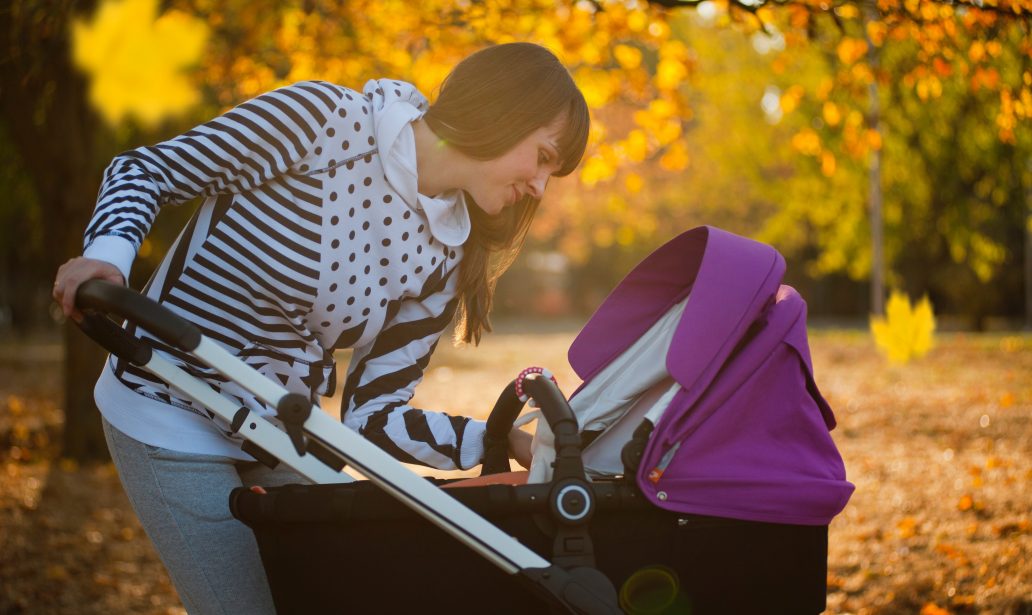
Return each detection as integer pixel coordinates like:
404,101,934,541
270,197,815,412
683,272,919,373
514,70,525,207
864,0,885,317
1025,158,1031,331
61,322,109,459
1,1,112,461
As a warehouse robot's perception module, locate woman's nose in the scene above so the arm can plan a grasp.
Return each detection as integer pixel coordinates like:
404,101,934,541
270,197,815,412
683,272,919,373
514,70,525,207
527,170,549,199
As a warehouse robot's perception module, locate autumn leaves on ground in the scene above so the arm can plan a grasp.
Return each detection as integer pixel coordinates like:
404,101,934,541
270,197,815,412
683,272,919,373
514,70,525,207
1,327,1029,614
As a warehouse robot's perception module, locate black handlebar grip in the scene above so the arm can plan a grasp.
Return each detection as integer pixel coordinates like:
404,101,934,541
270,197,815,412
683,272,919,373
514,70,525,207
480,381,524,476
78,313,154,366
76,280,202,352
522,377,577,433
480,376,581,477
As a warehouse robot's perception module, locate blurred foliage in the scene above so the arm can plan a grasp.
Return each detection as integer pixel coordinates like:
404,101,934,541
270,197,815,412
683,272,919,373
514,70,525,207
2,0,1030,323
870,290,936,363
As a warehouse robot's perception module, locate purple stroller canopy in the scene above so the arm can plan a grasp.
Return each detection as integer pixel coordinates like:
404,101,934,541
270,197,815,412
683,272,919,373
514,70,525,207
569,226,854,525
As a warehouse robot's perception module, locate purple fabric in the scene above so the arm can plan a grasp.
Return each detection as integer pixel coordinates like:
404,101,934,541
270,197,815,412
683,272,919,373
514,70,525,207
568,226,854,525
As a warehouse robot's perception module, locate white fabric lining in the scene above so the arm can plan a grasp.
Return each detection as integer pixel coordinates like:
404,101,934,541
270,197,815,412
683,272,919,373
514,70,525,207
524,297,690,483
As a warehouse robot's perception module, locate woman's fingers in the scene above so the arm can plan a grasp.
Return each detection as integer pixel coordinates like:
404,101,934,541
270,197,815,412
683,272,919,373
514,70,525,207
507,428,533,470
53,257,125,320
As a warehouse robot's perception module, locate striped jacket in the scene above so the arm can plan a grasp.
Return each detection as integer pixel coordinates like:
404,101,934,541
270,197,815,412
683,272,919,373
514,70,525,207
84,80,486,470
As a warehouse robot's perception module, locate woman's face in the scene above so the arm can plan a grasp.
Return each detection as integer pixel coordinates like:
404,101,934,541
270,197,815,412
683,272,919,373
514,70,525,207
464,116,566,215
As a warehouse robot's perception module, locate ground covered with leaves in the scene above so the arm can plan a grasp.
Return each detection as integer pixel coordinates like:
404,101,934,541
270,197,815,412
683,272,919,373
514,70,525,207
0,327,1029,614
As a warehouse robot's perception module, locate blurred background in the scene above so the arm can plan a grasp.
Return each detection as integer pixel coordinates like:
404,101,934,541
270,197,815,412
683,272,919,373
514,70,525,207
0,1,1030,613
2,0,1029,457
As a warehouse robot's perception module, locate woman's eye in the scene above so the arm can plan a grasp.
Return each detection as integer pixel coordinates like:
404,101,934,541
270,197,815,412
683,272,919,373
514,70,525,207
539,151,551,165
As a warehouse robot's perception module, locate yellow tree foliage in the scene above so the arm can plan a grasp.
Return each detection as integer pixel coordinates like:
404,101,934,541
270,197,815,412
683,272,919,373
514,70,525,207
72,0,208,127
870,291,936,364
72,0,698,199
67,0,1032,274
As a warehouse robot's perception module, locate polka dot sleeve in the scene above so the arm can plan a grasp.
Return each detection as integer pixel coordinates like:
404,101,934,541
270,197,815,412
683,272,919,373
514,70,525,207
83,81,344,255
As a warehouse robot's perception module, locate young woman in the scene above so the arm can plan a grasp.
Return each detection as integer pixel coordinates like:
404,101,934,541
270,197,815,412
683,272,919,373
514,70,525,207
53,42,589,614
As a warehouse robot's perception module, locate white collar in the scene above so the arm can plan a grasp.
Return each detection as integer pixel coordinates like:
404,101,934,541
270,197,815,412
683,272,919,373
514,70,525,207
367,79,471,248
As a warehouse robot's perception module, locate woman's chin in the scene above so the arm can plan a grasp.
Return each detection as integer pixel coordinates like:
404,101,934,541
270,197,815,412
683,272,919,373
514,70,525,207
476,201,508,216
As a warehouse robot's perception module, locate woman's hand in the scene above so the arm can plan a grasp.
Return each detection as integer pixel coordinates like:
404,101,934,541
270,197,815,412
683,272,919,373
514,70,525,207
507,427,533,470
53,257,125,322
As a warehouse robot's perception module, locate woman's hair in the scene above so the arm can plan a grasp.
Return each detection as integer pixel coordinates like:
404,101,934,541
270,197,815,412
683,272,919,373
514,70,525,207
423,42,590,345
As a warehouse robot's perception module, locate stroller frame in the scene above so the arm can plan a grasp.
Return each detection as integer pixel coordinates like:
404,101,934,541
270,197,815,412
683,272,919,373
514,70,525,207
76,280,621,614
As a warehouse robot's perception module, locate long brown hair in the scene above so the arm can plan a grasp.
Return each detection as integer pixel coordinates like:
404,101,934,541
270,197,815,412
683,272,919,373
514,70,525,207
423,43,590,345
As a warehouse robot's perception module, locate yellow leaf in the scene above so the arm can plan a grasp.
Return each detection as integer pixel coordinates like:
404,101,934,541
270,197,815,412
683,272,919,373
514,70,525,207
780,85,805,114
654,120,682,146
791,129,822,156
969,41,986,63
917,79,930,101
648,98,678,120
920,603,950,615
816,78,834,101
836,4,859,19
659,141,689,171
865,129,883,151
822,102,842,126
574,68,614,108
836,37,868,65
623,130,649,163
627,10,648,32
870,291,936,364
72,0,208,127
580,156,614,186
820,151,837,176
613,44,642,70
866,21,888,47
655,58,687,91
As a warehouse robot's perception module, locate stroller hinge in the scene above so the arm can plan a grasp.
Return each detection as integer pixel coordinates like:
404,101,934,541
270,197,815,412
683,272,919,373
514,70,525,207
276,392,313,455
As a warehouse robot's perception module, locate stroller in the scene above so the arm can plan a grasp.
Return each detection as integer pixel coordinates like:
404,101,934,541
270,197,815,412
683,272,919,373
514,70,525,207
77,226,854,614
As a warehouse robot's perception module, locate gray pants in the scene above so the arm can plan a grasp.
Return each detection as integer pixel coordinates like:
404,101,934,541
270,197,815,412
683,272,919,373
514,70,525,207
103,418,307,615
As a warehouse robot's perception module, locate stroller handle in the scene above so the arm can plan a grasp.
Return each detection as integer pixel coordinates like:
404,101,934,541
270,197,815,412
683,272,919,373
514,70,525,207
481,376,579,477
75,280,202,357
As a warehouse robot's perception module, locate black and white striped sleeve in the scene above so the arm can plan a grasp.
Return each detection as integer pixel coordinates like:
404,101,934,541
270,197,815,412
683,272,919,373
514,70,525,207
82,81,343,280
340,272,487,471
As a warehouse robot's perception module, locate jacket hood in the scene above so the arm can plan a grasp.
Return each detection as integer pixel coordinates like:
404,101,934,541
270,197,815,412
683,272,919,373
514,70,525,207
365,79,471,248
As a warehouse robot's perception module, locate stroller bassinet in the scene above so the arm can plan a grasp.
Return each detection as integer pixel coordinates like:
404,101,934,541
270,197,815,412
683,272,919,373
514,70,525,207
77,226,853,614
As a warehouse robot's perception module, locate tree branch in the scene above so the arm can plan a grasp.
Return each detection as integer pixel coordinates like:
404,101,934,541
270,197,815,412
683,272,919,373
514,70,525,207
645,0,1029,20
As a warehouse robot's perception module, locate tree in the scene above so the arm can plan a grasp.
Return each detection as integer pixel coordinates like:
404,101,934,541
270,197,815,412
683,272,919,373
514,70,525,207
0,2,118,459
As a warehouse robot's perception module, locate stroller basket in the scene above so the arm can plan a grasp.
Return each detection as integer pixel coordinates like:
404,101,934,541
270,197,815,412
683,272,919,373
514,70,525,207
230,479,829,614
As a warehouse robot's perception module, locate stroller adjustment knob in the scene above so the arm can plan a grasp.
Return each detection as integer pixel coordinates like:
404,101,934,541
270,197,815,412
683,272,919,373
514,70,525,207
551,480,594,524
